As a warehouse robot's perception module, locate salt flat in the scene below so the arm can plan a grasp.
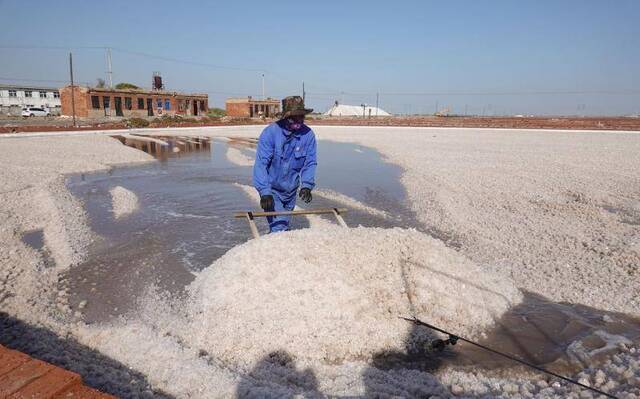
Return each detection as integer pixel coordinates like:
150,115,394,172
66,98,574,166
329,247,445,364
0,126,638,398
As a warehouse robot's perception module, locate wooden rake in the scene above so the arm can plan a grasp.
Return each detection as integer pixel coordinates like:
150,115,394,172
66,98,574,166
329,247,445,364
234,208,349,239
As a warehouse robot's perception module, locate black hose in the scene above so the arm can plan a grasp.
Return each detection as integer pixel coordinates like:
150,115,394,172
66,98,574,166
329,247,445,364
400,316,619,399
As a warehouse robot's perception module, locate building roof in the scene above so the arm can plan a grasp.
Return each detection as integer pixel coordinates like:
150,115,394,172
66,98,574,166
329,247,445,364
324,103,391,117
0,84,60,92
226,97,280,104
66,85,208,98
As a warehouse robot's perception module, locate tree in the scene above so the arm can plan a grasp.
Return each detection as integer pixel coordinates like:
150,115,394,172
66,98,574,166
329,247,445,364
115,82,140,90
96,78,105,88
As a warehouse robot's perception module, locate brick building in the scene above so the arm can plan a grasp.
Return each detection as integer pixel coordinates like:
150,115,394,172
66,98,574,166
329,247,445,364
60,86,208,118
226,97,280,118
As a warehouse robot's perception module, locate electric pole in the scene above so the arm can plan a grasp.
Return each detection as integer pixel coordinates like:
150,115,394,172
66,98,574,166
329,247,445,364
261,73,265,100
69,52,76,127
375,91,379,116
106,47,113,88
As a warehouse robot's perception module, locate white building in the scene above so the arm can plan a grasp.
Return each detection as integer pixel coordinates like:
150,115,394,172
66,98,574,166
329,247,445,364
324,102,391,117
0,84,61,115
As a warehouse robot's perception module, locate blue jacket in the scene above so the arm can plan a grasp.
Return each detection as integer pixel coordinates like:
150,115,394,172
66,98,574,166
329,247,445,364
253,121,317,201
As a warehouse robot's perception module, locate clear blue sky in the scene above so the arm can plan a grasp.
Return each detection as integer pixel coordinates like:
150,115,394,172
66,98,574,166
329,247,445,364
1,0,639,115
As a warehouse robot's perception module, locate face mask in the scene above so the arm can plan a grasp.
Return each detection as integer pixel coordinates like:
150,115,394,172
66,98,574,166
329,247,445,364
286,117,304,131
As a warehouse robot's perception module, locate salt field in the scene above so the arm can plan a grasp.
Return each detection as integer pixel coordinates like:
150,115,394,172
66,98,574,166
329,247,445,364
0,126,639,398
61,137,414,323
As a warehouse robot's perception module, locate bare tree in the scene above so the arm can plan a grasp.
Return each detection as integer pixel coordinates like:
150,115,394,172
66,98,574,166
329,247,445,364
96,78,106,88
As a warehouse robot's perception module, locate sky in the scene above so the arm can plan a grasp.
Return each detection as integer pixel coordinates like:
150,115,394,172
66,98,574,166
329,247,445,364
1,0,639,115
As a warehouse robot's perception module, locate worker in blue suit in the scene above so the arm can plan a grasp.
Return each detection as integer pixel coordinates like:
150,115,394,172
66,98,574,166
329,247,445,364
253,96,317,233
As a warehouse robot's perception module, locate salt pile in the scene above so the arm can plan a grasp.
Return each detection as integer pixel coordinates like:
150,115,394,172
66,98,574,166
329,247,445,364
185,226,522,370
109,186,139,219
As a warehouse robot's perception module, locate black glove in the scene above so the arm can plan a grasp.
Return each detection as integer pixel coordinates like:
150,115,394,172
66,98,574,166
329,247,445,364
299,188,312,204
260,195,274,211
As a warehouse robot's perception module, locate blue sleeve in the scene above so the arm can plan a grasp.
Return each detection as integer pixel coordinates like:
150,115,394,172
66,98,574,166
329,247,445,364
253,127,274,196
300,132,317,190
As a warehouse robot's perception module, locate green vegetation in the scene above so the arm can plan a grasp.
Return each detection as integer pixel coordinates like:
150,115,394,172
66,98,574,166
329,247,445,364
207,107,226,117
115,82,141,90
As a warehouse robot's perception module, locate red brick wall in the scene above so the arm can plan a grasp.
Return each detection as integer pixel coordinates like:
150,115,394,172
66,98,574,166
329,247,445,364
60,86,90,117
226,102,250,117
60,86,207,118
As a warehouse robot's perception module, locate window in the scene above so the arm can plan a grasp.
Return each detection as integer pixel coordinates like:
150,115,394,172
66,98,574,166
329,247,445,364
164,99,170,110
39,91,47,98
53,91,60,98
9,90,16,97
103,96,110,108
24,90,32,98
91,96,100,109
137,98,144,109
200,101,205,111
125,97,132,110
156,99,162,109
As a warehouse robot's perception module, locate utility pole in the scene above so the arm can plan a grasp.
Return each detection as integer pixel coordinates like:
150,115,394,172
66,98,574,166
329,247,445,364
375,91,379,116
106,47,113,88
261,73,265,100
464,104,468,116
69,52,76,127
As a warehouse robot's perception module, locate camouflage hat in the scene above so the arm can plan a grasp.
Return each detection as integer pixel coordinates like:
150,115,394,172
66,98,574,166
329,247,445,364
280,96,313,118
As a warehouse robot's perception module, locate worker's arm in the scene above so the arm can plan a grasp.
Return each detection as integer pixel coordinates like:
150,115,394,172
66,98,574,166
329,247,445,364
300,133,317,190
253,127,274,196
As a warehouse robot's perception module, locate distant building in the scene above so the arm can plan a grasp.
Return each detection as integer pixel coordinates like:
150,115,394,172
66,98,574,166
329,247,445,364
226,97,280,118
60,86,208,118
0,84,61,115
324,101,391,117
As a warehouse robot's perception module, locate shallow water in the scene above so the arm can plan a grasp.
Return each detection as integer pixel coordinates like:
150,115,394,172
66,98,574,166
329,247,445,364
445,292,640,375
65,136,416,323
21,229,56,268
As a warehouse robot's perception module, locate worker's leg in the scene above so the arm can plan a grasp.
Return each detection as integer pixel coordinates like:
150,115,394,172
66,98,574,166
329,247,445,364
267,192,295,233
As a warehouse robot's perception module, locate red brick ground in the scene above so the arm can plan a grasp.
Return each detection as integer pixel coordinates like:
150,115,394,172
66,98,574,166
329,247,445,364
0,344,115,399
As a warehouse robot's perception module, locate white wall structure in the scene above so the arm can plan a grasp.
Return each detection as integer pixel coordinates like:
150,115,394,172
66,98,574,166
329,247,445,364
0,85,61,115
324,103,391,117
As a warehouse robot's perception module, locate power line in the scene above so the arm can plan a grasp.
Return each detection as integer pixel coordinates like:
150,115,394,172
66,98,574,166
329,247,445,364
0,76,91,86
381,90,640,96
3,46,639,97
0,45,267,73
0,45,106,50
306,90,640,97
110,47,266,73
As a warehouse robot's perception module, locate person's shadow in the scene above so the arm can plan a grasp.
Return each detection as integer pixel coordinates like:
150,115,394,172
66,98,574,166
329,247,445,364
362,324,452,398
236,350,323,398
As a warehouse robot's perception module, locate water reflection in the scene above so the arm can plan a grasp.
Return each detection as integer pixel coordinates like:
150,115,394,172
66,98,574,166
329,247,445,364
111,134,212,160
